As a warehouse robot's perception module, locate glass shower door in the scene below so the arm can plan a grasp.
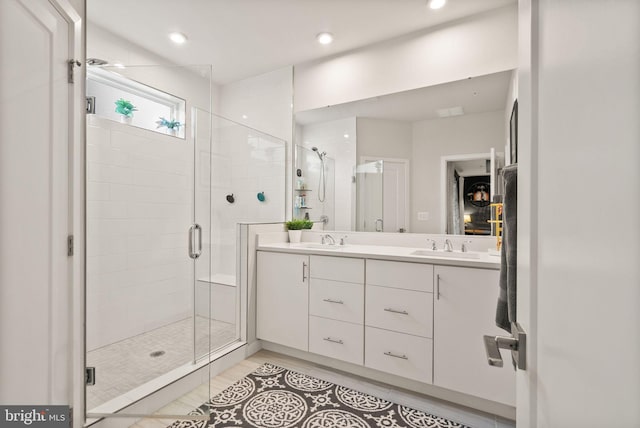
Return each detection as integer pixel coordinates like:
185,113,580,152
356,160,384,232
85,64,212,423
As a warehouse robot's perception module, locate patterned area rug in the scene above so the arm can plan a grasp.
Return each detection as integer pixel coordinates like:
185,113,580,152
169,363,469,428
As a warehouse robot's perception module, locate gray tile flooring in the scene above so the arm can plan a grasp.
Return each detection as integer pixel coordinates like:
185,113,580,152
86,316,236,410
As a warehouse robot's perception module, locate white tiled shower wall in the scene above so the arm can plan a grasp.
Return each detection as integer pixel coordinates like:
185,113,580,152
196,120,286,282
86,116,194,351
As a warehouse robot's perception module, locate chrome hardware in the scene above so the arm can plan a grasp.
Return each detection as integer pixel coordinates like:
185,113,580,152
67,59,81,83
426,239,437,250
483,322,527,370
461,240,472,253
323,337,344,344
188,224,202,259
85,367,96,386
436,274,441,300
86,96,96,114
444,238,453,252
375,218,383,232
384,308,409,315
323,298,344,304
302,262,308,282
67,235,74,256
319,215,329,224
322,234,335,245
384,351,408,360
340,235,348,245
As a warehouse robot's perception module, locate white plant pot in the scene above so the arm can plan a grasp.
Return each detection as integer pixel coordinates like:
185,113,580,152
120,115,132,124
288,230,302,243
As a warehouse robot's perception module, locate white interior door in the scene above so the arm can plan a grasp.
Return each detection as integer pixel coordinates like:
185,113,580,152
518,1,640,427
0,0,71,403
381,160,409,233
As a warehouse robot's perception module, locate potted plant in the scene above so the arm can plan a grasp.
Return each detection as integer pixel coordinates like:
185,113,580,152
114,98,137,123
285,219,313,243
155,117,183,136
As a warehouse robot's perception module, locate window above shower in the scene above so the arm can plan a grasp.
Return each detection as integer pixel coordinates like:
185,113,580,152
87,67,186,139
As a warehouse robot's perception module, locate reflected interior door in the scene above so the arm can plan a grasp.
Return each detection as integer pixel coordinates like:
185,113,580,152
355,161,384,232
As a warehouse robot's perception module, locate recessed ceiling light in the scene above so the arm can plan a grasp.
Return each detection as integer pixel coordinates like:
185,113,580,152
429,0,446,10
168,32,188,44
242,114,248,119
316,32,334,45
343,134,350,139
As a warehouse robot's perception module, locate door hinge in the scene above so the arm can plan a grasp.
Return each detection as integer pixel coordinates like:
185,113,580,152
86,96,96,114
67,235,74,256
85,367,95,386
68,59,81,84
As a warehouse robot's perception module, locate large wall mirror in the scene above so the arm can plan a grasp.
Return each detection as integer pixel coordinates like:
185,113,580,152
293,69,513,235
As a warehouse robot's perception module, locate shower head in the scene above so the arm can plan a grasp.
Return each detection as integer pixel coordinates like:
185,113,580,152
311,146,326,160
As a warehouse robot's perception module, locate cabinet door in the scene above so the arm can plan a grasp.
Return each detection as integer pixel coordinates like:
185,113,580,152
257,251,309,351
433,266,515,405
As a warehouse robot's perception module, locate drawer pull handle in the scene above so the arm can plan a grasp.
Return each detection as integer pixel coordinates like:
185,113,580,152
323,298,344,304
384,308,409,315
323,337,344,344
384,351,408,360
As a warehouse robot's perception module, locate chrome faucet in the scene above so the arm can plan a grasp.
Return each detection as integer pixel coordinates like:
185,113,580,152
426,239,437,250
340,235,348,246
444,239,453,252
322,234,336,245
461,240,472,253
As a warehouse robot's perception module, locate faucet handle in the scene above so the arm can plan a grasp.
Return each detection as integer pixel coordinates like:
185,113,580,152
461,240,473,252
340,235,348,246
426,238,437,250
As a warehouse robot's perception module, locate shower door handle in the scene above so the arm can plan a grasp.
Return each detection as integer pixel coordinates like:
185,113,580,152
188,224,202,259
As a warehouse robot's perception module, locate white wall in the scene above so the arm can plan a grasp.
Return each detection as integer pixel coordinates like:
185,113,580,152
86,116,193,350
299,118,356,230
411,111,505,233
356,118,412,160
518,1,640,427
219,67,294,218
294,5,517,112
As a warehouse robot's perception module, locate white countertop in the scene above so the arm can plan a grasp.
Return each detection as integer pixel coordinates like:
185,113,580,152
257,242,501,269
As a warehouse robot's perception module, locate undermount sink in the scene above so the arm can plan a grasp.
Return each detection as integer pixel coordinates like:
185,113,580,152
295,243,343,250
411,249,480,259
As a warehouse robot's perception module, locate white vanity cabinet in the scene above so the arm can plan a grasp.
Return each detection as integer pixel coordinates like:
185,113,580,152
256,251,309,351
308,255,365,365
433,265,515,406
364,260,434,383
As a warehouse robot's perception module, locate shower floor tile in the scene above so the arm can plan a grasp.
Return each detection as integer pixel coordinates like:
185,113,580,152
86,316,236,411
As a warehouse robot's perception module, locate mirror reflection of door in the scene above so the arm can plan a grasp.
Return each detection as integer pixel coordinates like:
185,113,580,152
442,150,503,235
359,157,410,233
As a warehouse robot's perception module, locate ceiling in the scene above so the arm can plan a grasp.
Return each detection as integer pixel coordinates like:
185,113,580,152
295,70,512,123
88,0,516,84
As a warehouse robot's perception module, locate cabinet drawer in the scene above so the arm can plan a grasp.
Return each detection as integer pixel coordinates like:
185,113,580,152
311,255,364,284
366,260,433,292
309,316,364,365
365,327,432,383
366,285,433,338
310,279,364,324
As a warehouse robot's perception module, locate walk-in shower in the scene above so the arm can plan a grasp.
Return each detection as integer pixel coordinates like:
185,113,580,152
84,64,286,421
293,145,335,227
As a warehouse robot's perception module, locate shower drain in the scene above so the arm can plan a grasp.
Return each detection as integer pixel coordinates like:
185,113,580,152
149,350,165,358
